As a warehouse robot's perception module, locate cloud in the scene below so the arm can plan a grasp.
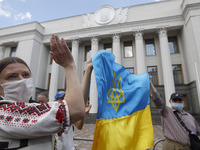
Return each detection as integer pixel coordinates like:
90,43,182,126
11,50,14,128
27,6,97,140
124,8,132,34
0,7,11,17
0,0,12,17
14,12,32,20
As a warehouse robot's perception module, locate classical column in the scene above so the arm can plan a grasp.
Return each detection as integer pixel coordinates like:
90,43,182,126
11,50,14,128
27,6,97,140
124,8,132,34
0,46,5,59
4,47,11,57
90,36,99,113
91,36,99,57
157,27,175,106
49,60,59,101
134,30,146,74
112,34,121,64
72,39,79,69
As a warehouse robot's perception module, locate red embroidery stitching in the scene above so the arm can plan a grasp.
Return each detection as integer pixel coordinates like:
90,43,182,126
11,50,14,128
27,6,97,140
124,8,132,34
14,118,21,122
0,102,51,128
31,120,37,123
23,118,30,123
6,116,13,121
0,115,4,120
1,102,51,116
56,100,67,130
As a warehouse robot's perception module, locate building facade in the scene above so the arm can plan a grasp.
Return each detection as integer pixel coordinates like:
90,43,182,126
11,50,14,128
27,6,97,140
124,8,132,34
0,0,200,114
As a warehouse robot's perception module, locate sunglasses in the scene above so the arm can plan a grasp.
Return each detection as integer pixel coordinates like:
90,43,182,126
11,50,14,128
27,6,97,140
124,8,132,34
172,98,183,102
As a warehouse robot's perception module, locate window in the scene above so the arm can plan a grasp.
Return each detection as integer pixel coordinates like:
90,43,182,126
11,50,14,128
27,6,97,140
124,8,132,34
48,73,51,90
84,45,91,61
65,79,67,90
126,67,134,74
87,97,90,105
103,43,112,52
123,41,133,58
68,47,72,52
10,47,16,57
168,36,179,54
145,39,156,56
148,66,158,85
49,55,53,64
183,96,188,108
172,64,183,85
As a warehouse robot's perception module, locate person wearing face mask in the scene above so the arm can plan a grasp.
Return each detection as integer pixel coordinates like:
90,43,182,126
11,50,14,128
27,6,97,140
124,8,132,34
0,35,85,150
150,82,200,150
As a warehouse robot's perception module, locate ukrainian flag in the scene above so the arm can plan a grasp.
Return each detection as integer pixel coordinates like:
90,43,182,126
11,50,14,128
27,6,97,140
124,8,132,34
92,50,154,150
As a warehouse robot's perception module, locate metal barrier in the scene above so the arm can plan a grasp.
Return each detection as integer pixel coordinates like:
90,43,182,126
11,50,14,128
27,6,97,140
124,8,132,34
74,137,165,149
73,137,93,150
153,138,165,150
74,137,93,141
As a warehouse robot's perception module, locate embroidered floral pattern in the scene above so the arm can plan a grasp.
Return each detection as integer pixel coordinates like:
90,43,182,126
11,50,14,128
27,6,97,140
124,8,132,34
0,102,51,128
0,115,4,120
23,118,30,123
31,120,37,123
56,100,67,130
14,118,21,122
6,116,13,121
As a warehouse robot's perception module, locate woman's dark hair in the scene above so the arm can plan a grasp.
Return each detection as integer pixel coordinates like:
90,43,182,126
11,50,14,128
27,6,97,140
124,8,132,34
0,57,31,74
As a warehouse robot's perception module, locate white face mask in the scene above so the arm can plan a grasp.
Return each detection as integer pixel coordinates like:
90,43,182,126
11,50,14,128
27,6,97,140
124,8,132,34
172,102,184,110
0,78,33,102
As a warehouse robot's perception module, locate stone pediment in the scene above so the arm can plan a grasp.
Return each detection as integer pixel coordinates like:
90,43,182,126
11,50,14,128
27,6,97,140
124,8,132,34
83,5,128,28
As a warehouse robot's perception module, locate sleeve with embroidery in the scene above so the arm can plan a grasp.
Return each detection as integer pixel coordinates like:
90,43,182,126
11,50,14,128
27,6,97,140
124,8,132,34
0,100,70,139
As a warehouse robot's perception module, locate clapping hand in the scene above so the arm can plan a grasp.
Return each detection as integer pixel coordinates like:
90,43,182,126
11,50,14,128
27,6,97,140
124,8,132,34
50,35,74,68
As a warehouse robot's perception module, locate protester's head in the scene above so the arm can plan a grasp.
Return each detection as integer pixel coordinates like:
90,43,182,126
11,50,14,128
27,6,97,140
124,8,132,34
0,57,33,102
169,93,184,110
55,91,65,100
37,92,49,104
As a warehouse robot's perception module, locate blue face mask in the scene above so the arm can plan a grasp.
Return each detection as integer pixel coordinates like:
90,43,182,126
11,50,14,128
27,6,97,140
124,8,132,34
172,103,184,110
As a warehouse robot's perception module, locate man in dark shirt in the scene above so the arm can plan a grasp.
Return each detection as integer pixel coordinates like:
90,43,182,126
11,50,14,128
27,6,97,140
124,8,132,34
150,82,200,150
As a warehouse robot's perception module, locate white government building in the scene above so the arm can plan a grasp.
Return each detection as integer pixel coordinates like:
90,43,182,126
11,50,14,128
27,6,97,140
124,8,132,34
0,0,200,115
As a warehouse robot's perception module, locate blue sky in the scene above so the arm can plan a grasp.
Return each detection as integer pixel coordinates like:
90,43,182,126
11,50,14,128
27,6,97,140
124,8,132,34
0,0,163,29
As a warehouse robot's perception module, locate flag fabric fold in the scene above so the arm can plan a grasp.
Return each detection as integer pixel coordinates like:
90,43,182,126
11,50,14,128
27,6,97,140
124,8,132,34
92,50,154,150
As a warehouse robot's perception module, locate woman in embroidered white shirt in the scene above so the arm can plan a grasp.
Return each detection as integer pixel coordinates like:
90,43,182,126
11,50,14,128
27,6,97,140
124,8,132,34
0,35,85,149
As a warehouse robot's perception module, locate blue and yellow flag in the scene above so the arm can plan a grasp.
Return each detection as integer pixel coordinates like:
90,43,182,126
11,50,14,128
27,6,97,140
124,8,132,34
92,50,154,150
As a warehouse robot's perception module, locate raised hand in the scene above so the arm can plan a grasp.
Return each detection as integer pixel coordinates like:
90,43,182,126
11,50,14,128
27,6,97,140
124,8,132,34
85,104,92,115
50,35,74,68
85,57,93,73
50,35,85,124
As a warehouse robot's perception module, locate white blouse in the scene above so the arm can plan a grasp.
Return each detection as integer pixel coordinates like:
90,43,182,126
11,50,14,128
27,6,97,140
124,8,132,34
0,100,70,139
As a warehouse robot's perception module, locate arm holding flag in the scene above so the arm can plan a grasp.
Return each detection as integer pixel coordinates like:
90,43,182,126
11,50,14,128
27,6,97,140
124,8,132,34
82,58,93,105
74,104,92,130
150,82,168,116
74,58,93,130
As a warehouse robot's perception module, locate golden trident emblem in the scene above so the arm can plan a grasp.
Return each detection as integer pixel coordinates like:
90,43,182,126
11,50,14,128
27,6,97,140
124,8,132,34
107,72,125,111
